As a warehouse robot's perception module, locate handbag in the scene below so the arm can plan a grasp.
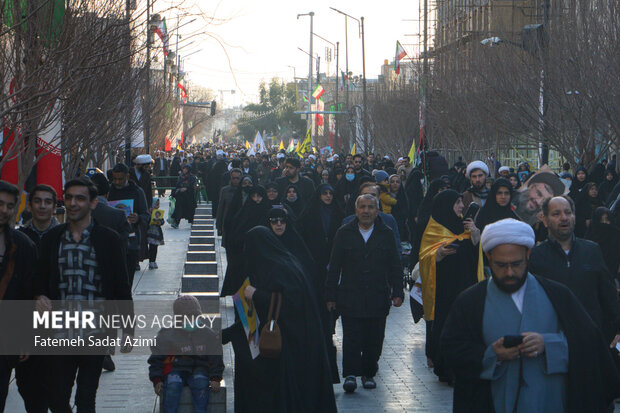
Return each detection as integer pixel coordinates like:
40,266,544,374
259,292,282,358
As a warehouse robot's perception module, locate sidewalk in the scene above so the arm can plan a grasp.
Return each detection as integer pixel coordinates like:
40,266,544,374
5,199,190,413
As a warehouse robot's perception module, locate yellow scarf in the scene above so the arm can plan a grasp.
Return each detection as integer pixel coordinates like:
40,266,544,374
419,217,484,321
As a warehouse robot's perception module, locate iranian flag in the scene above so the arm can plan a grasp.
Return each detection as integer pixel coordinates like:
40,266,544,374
154,18,169,56
394,41,407,75
312,84,325,99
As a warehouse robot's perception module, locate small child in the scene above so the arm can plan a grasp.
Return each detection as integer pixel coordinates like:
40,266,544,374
147,198,165,269
148,295,224,413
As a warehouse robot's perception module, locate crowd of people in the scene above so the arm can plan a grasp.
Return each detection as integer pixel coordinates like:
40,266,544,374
1,140,620,412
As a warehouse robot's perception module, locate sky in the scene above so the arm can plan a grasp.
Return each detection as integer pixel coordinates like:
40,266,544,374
161,0,423,107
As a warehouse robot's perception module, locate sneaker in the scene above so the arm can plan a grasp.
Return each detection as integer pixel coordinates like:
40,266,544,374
361,376,376,389
102,355,115,372
152,262,158,269
343,376,357,393
148,262,156,270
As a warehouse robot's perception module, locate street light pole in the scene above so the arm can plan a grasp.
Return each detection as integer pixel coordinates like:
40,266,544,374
539,0,550,167
297,12,314,143
125,0,132,165
144,0,151,155
361,16,367,153
330,7,361,151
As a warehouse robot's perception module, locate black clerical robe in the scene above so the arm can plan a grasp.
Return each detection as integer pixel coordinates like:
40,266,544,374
441,276,620,413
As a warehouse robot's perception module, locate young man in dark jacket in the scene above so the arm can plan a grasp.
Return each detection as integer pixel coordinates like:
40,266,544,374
109,163,150,283
19,184,60,247
0,181,42,413
326,194,404,393
530,196,620,349
35,178,134,413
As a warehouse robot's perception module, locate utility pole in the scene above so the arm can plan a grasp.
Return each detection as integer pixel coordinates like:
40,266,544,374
361,16,367,153
539,0,550,167
144,0,151,154
297,12,314,143
124,0,132,165
421,0,428,154
335,41,340,149
330,8,361,151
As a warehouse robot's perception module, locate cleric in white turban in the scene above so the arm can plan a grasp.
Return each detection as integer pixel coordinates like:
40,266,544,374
441,220,620,413
466,160,489,178
481,218,535,253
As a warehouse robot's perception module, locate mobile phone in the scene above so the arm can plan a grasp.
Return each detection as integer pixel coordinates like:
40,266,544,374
463,203,480,221
503,335,524,348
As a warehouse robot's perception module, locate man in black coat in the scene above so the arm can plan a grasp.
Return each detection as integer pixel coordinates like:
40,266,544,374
275,157,316,206
0,181,43,413
206,151,228,219
109,163,150,283
530,196,620,347
326,194,403,392
35,178,134,413
215,168,241,236
441,218,620,413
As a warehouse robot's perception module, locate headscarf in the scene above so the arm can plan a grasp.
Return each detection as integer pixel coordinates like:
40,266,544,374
283,184,304,218
430,189,464,235
507,172,521,189
266,208,321,293
570,166,589,197
475,178,519,233
265,181,282,207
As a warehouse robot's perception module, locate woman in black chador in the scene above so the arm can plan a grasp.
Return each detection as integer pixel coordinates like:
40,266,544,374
475,178,519,234
242,226,337,413
170,164,196,228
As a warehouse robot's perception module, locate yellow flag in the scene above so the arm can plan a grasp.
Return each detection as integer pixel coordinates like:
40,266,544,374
245,140,250,149
279,140,284,150
296,128,312,157
408,138,416,163
418,217,484,321
351,143,356,155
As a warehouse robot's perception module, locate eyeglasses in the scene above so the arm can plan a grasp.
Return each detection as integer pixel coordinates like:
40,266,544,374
269,218,286,224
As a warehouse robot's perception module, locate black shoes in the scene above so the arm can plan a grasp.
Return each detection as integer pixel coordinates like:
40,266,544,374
362,376,376,389
102,355,115,372
343,376,357,393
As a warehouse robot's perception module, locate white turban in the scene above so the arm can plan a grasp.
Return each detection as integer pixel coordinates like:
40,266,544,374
481,218,535,253
466,161,489,178
498,166,510,174
135,154,153,164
